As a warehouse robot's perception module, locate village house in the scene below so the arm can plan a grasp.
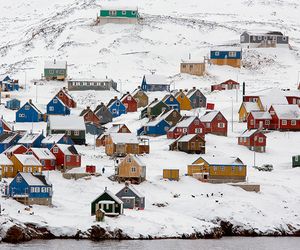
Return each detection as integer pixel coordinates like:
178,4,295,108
186,87,206,109
0,153,13,178
156,109,182,127
163,169,179,181
238,102,260,122
97,6,139,24
141,98,169,119
47,115,86,145
285,92,300,107
169,134,205,154
211,79,240,92
85,122,105,136
0,76,19,91
210,47,242,68
247,111,272,130
174,89,192,110
91,187,124,216
115,154,146,184
0,132,20,153
238,129,266,153
41,134,73,149
94,103,113,125
257,91,288,111
180,60,205,76
200,110,228,136
132,86,149,108
4,145,28,158
167,116,205,139
27,148,56,171
16,100,44,123
107,96,127,118
240,30,289,48
137,117,171,136
292,155,300,168
121,92,138,112
116,182,145,209
162,94,180,112
0,118,12,133
44,60,67,81
6,98,21,110
141,74,170,92
50,144,81,170
67,78,117,91
47,96,70,116
105,133,149,156
10,154,43,177
80,106,100,125
187,156,247,183
56,88,77,108
8,172,52,206
18,132,44,148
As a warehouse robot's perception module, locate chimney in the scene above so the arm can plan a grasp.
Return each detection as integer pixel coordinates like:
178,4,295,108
114,96,117,99
137,86,141,89
104,187,107,191
193,86,196,90
54,59,56,64
125,181,130,187
154,98,158,101
189,53,191,60
100,102,104,105
184,89,188,92
63,87,66,90
87,106,90,110
29,99,32,104
126,91,129,94
180,89,182,91
242,82,245,96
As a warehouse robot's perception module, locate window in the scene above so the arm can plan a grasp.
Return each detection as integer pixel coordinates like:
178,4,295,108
241,36,245,42
132,11,136,15
112,109,116,114
252,36,256,41
74,131,79,136
194,120,199,125
206,123,210,128
49,106,54,111
53,147,58,153
258,137,263,143
116,102,120,106
182,128,187,133
195,128,202,133
122,10,126,15
270,111,275,115
182,64,186,69
218,123,225,128
282,120,287,125
67,130,71,135
215,51,219,56
189,65,193,70
41,160,45,166
258,36,262,41
127,96,132,101
76,156,79,162
127,157,132,163
35,187,40,193
67,156,71,162
291,120,296,126
265,120,270,125
49,70,54,74
220,166,225,171
217,114,222,120
131,167,136,173
25,105,30,110
228,51,236,57
282,36,287,41
213,166,217,171
19,113,25,117
109,10,117,16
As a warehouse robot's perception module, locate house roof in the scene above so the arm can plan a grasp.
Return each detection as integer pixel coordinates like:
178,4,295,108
49,96,67,107
80,108,94,117
107,124,129,133
258,89,288,110
240,129,264,138
107,98,122,108
242,102,260,112
200,111,220,123
119,183,145,198
193,156,245,166
130,154,146,167
177,134,201,143
186,88,201,98
0,132,18,144
29,148,56,160
146,117,168,127
132,87,146,96
243,30,284,36
68,78,113,82
181,59,204,64
24,101,43,114
250,111,272,119
120,93,135,102
148,99,162,108
18,133,42,144
44,60,67,69
48,115,85,130
54,144,78,155
92,189,123,205
0,118,12,131
57,88,74,101
109,133,139,144
4,145,27,154
161,94,176,103
100,5,138,11
211,46,241,52
175,116,198,128
41,134,66,144
0,153,13,165
14,154,42,166
156,109,179,121
271,104,300,120
17,172,51,186
144,74,168,85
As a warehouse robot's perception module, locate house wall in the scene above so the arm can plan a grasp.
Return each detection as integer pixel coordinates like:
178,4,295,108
108,101,127,118
95,107,113,124
50,129,85,145
44,68,67,80
10,156,42,177
68,80,117,91
189,91,207,108
122,96,138,112
117,156,145,179
16,103,43,123
56,90,76,108
83,110,100,125
204,113,228,136
180,62,205,76
91,192,122,215
210,58,241,68
47,98,70,115
176,92,192,110
133,91,148,108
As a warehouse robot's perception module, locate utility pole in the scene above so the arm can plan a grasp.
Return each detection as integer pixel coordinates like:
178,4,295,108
297,71,300,87
253,135,256,167
34,82,38,103
24,71,27,91
231,97,234,132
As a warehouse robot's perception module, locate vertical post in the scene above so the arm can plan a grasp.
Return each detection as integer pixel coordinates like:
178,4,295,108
24,71,27,91
253,136,256,167
231,98,234,132
297,71,300,87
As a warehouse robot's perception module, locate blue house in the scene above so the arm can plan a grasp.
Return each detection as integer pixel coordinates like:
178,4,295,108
141,74,170,92
6,99,21,110
47,96,70,115
137,118,171,136
0,132,20,153
8,172,52,206
162,94,180,112
0,76,19,91
16,100,44,123
107,97,127,118
18,132,44,148
0,121,3,135
210,47,242,68
41,133,74,149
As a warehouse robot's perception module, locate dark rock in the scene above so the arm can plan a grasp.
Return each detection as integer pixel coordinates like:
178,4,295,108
3,225,32,243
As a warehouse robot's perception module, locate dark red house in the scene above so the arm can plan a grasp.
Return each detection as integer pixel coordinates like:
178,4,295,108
121,92,138,112
27,148,56,170
50,143,81,170
200,110,228,136
56,88,77,108
285,95,300,107
80,106,100,125
247,111,272,130
238,129,266,152
0,118,12,132
167,116,205,139
243,95,259,102
211,79,240,92
4,145,28,158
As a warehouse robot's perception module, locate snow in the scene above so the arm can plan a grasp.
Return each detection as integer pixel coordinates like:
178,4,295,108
110,133,139,144
29,148,56,160
243,102,260,112
200,111,219,122
175,116,197,127
18,133,41,144
144,75,168,85
271,104,300,119
19,172,51,186
130,154,146,167
211,47,242,52
44,60,67,69
250,111,272,119
55,144,78,155
48,115,85,130
3,145,26,154
13,154,42,166
239,129,263,138
92,189,123,205
100,5,138,11
259,89,289,110
0,154,13,165
41,134,66,144
193,156,245,166
177,134,196,142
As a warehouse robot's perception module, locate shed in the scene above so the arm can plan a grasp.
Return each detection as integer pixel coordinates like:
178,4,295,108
163,169,179,181
116,182,145,209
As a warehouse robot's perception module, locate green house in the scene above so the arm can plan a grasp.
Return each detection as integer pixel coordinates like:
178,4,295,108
292,155,300,168
141,98,170,119
98,7,139,24
44,60,67,81
91,188,124,216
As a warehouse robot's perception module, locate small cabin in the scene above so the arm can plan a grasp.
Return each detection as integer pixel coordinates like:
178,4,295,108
238,102,260,122
186,87,207,109
0,153,13,178
180,60,205,76
211,79,240,92
0,76,19,91
5,99,21,110
169,134,205,154
16,100,44,123
107,97,127,118
292,155,300,168
132,87,149,108
116,182,145,209
210,47,242,68
50,144,81,170
47,96,70,116
80,107,100,125
238,129,266,153
121,92,138,112
162,94,180,112
10,154,43,178
18,132,45,148
94,103,113,125
97,7,139,24
56,88,77,108
141,98,170,119
200,110,228,136
44,60,67,81
163,169,179,181
27,147,56,171
174,89,192,111
137,118,171,136
141,74,170,92
68,78,117,91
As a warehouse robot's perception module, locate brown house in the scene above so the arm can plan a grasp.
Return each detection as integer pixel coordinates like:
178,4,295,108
169,134,205,154
80,106,100,125
132,86,149,108
115,154,146,184
180,60,205,76
105,133,149,157
156,109,182,127
96,124,131,147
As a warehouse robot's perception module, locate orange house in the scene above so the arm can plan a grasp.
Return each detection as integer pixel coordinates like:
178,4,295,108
10,154,43,178
175,89,192,110
0,154,14,178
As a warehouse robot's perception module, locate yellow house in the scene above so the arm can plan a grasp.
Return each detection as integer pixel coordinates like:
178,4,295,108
0,153,14,178
238,102,260,122
175,89,192,110
10,154,43,178
187,156,246,183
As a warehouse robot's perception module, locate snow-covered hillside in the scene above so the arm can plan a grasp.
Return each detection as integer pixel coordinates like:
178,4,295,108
1,0,300,240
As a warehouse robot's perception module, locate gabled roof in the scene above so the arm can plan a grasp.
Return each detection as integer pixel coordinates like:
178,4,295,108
29,148,56,160
241,102,260,112
211,46,241,52
146,117,168,127
177,134,204,143
200,111,220,123
54,144,79,155
120,93,135,102
57,88,74,101
4,145,28,154
0,118,12,131
0,132,18,144
109,133,139,144
132,87,146,96
243,30,284,36
42,134,66,144
161,94,177,103
186,88,202,98
174,116,199,128
18,133,42,144
48,115,85,130
100,5,138,11
92,189,123,205
221,79,239,85
44,60,67,69
143,74,168,85
249,111,272,119
239,129,265,138
271,104,300,120
17,172,51,186
107,98,123,109
107,124,130,133
258,89,288,110
156,109,179,121
80,107,95,117
0,153,13,165
193,156,245,166
22,101,43,114
14,154,42,166
49,96,67,107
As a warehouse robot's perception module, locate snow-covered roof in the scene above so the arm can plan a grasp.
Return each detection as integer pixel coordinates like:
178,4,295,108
146,117,167,127
128,154,146,167
109,133,139,144
175,116,197,128
55,144,78,155
258,89,288,110
200,111,219,122
156,109,177,121
124,184,145,198
148,99,161,108
107,124,129,133
242,102,260,112
29,148,56,160
177,134,197,142
181,60,204,64
243,30,284,36
44,60,67,69
240,129,263,138
68,78,113,82
250,111,272,119
18,172,51,186
101,5,138,11
4,145,27,154
0,153,13,165
42,134,65,144
132,87,145,96
93,189,123,205
195,156,245,166
271,104,300,120
211,46,241,52
18,133,42,144
0,133,18,143
144,74,168,85
14,154,42,166
49,115,85,130
186,88,201,98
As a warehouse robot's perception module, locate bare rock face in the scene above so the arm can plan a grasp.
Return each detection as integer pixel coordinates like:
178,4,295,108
88,225,131,241
3,225,32,243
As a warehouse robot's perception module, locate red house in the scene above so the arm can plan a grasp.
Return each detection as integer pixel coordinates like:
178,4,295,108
243,95,259,102
50,143,81,170
4,145,28,158
56,88,77,108
200,110,228,136
0,118,12,132
121,92,138,112
247,111,272,130
211,79,240,92
238,129,266,152
27,148,56,170
80,106,100,125
269,104,300,131
167,116,205,139
285,95,300,107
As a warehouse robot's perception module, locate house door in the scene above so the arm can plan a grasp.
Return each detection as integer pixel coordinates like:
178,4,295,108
259,121,263,128
116,144,125,155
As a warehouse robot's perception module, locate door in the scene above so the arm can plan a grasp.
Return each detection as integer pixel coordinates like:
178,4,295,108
259,121,263,128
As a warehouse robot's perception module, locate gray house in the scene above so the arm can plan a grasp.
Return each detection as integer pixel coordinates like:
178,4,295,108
68,78,117,91
240,31,289,48
94,103,113,125
186,87,207,109
115,182,145,210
